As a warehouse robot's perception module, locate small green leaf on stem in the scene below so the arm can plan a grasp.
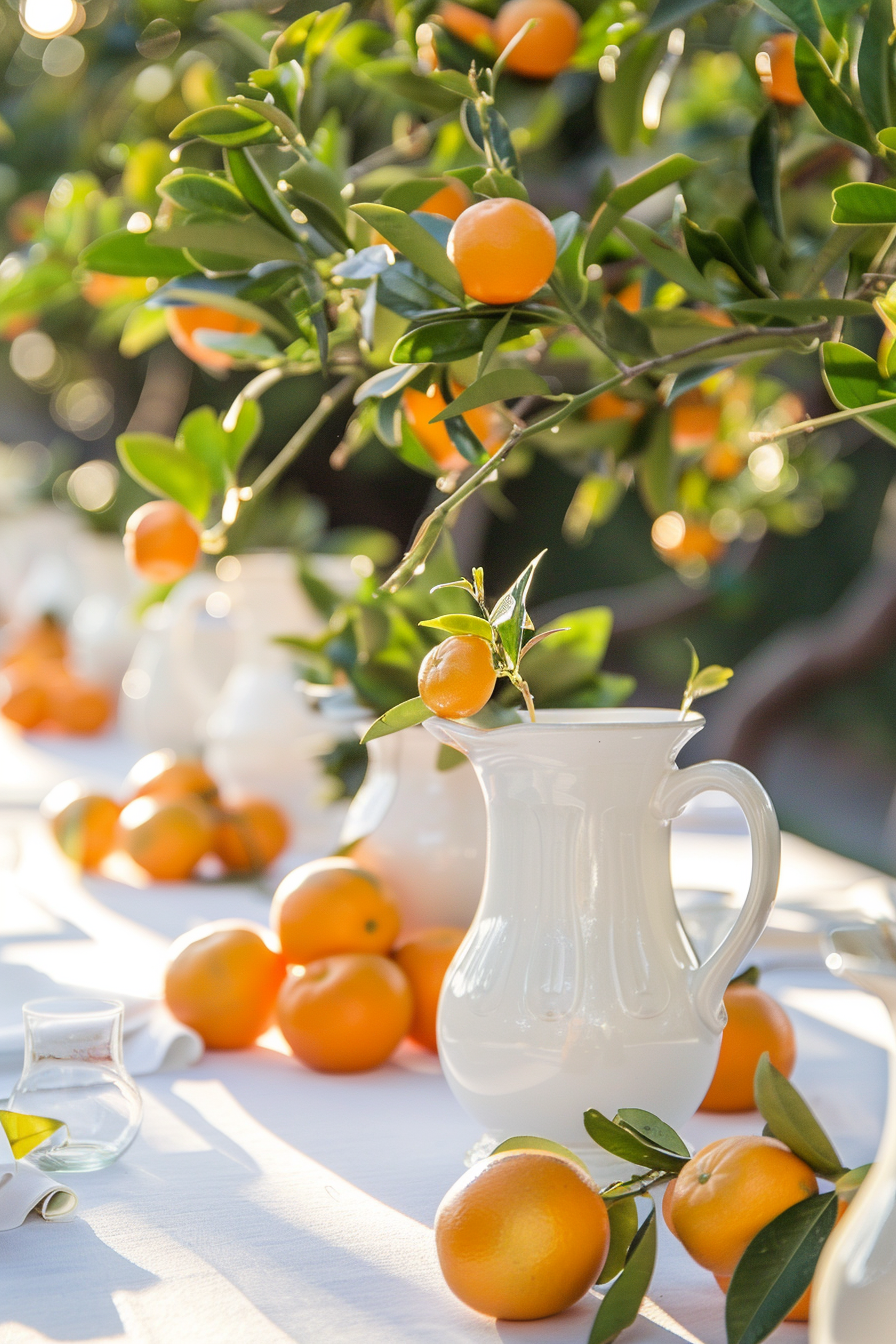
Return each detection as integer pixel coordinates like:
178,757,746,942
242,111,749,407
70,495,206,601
729,965,761,988
419,614,494,640
583,1109,688,1173
597,1195,640,1285
490,1134,590,1172
615,1110,690,1159
754,1053,846,1178
680,639,733,717
588,1204,657,1344
361,696,434,743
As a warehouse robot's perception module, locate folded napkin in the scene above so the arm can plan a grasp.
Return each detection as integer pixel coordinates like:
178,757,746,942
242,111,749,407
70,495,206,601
0,1120,77,1232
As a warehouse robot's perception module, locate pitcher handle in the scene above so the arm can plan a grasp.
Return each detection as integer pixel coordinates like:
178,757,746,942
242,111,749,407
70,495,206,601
654,759,780,1033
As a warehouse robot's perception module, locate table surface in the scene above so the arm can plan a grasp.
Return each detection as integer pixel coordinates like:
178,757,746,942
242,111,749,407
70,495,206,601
0,722,892,1344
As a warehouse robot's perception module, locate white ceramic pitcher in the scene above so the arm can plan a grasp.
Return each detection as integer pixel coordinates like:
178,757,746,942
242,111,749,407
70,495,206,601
810,924,896,1344
425,708,780,1179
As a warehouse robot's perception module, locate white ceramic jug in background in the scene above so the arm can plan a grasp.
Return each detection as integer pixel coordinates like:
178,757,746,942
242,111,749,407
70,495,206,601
68,533,141,692
118,573,235,751
203,552,356,855
810,925,896,1344
341,724,486,931
425,708,780,1180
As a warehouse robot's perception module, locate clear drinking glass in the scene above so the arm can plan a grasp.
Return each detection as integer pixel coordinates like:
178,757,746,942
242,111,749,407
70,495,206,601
6,998,142,1172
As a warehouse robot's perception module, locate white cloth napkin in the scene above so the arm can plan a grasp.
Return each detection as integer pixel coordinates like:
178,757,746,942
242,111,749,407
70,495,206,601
0,1125,77,1232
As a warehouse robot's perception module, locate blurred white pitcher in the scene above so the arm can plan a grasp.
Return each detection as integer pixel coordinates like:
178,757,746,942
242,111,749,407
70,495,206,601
202,552,356,855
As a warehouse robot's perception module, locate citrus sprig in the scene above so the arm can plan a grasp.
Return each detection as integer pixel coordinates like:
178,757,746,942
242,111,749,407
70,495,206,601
362,551,564,741
680,639,734,718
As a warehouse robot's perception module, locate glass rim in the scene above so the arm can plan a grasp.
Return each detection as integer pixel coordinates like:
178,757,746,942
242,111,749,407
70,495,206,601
23,996,125,1019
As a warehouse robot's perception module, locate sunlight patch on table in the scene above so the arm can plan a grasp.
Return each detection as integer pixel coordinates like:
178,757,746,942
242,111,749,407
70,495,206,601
779,987,895,1051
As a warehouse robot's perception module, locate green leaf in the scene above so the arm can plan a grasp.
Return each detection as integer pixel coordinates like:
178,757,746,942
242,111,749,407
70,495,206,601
730,964,761,987
473,169,528,202
832,182,896,225
794,36,875,152
197,330,283,361
158,172,249,216
80,229,194,279
116,433,212,519
355,364,429,403
584,154,701,266
351,204,463,300
821,341,896,448
0,1109,65,1160
360,695,434,742
604,299,655,359
690,664,734,698
159,285,291,340
478,309,513,377
552,212,581,258
119,306,169,358
270,9,319,64
419,614,494,639
444,410,487,465
749,108,785,242
430,369,551,420
436,744,466,770
597,1195,640,1284
490,1134,590,1173
227,97,299,143
583,1108,688,1172
518,608,614,703
754,1053,846,1178
562,475,624,542
835,1164,872,1199
616,1109,690,1159
359,60,468,114
682,219,769,297
170,105,279,147
225,149,300,241
489,550,545,670
598,34,666,157
392,316,535,366
754,0,821,44
382,179,451,213
249,60,304,121
154,218,303,267
858,0,893,131
589,1206,656,1344
177,406,229,493
223,398,262,467
726,1193,838,1344
727,298,873,319
616,218,717,302
646,0,714,31
637,413,675,517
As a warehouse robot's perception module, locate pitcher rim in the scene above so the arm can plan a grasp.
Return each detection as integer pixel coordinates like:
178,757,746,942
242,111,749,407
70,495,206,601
433,707,705,733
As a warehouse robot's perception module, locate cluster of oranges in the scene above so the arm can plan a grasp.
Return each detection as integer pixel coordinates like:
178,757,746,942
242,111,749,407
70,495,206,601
432,970,802,1323
163,854,466,1067
439,0,581,80
0,615,112,735
42,749,289,881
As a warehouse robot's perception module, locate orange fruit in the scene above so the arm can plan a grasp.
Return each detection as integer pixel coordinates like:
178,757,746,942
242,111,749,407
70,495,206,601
164,920,286,1048
435,1149,610,1319
419,178,474,221
6,192,48,244
116,794,215,880
1,616,67,666
402,382,503,472
124,500,202,586
418,635,497,719
703,442,743,480
613,281,641,313
493,0,580,79
713,1200,848,1321
81,274,151,307
448,197,557,305
667,1135,818,1277
42,781,121,869
392,926,465,1052
700,981,796,1113
670,389,722,451
659,521,726,567
0,662,50,728
271,857,401,965
44,672,112,734
585,390,644,423
214,799,290,874
760,33,804,107
276,953,413,1072
439,1,496,49
165,304,261,372
125,750,219,805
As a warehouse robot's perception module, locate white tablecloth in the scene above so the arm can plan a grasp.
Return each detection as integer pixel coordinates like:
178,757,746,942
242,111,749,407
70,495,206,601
0,724,892,1344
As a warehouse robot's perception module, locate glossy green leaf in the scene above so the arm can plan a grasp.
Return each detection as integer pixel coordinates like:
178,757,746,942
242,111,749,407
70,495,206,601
551,211,581,258
419,614,494,639
436,744,466,771
80,229,194,279
726,1193,838,1344
351,204,463,300
519,608,614,703
597,1195,640,1284
794,36,874,152
605,299,655,359
562,475,624,542
355,364,428,403
381,179,450,214
473,168,528,201
754,1053,846,1177
154,217,304,266
690,665,734,698
358,61,468,114
177,406,229,493
0,1109,65,1160
430,369,551,420
478,310,514,377
857,0,893,131
588,1206,656,1344
249,60,304,121
444,410,487,464
304,5,352,63
821,341,896,448
585,154,700,265
616,1109,690,1158
749,108,785,241
832,182,896,225
269,10,318,65
153,285,291,340
116,433,211,519
195,330,283,361
682,218,769,297
158,172,249,216
727,297,873,319
490,550,545,669
583,1108,688,1172
170,105,278,147
225,149,300,241
616,218,717,302
490,1135,590,1173
835,1164,872,1199
223,398,262,467
228,96,298,142
754,0,821,44
360,695,434,742
119,306,169,358
392,317,531,366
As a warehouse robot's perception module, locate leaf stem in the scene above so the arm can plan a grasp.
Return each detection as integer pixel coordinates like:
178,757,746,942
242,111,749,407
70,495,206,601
548,277,628,372
749,395,896,444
